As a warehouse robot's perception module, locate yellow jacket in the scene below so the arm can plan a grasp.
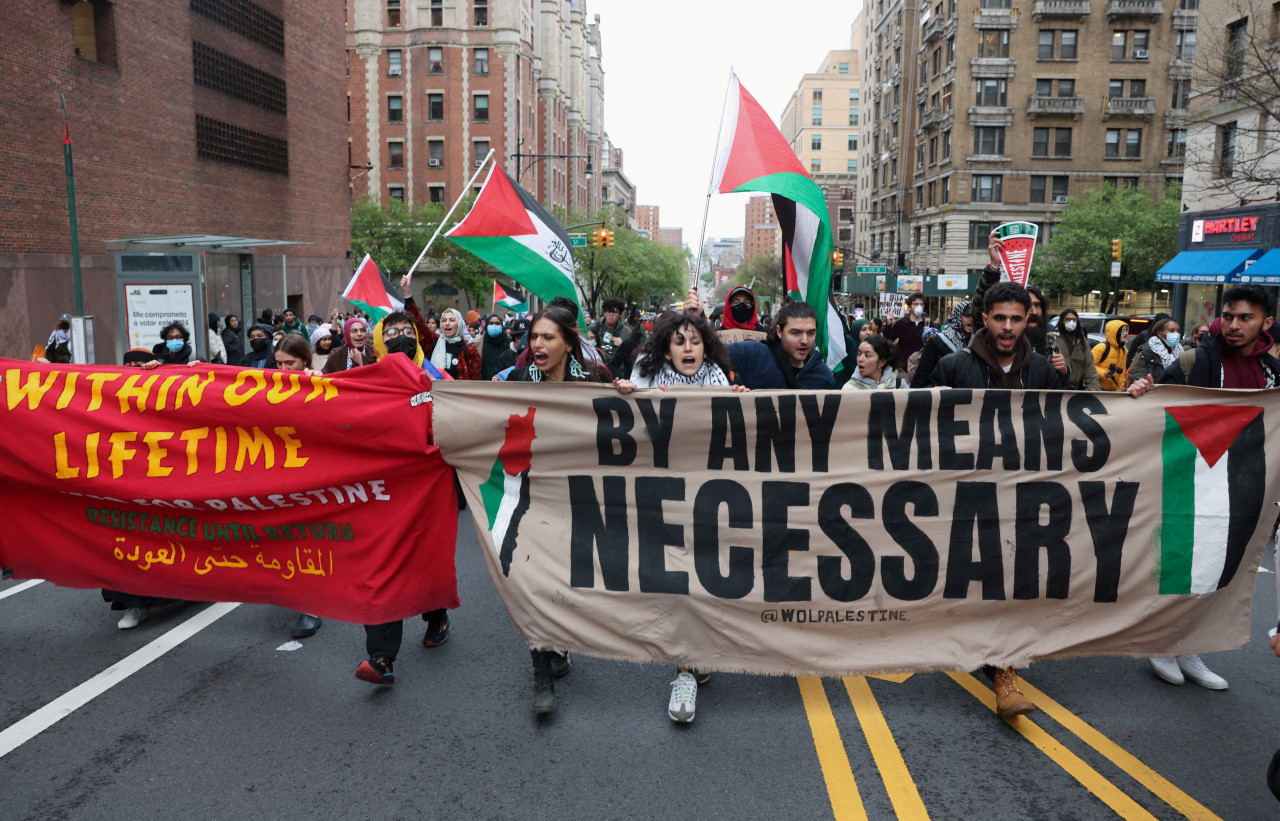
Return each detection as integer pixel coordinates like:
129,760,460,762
1092,319,1129,391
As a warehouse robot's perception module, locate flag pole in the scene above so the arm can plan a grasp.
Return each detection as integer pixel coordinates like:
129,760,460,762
693,70,734,290
405,148,497,278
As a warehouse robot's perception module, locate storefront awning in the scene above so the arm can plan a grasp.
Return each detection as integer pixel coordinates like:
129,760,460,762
1156,249,1263,283
1239,249,1280,285
107,234,311,248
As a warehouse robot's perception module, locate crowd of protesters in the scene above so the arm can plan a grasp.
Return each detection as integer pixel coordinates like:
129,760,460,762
39,227,1280,737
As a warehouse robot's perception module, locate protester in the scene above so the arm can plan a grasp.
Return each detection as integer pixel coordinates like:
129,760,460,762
353,309,452,685
909,300,974,388
843,335,907,390
589,298,632,361
222,314,244,363
720,286,768,334
239,324,276,368
207,313,227,364
322,316,376,374
153,321,195,365
306,314,322,337
478,314,510,380
1093,319,1130,391
1124,316,1181,389
45,315,73,363
506,305,612,711
310,325,335,370
1127,312,1172,369
279,309,306,337
928,281,1063,719
1188,322,1211,348
495,318,530,376
613,310,747,722
723,300,836,390
1052,309,1101,391
883,293,928,363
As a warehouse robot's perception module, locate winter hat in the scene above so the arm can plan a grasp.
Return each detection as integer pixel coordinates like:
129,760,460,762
123,348,157,365
343,316,369,349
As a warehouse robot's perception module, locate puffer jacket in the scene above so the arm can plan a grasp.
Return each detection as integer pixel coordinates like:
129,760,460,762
1092,319,1129,391
728,339,836,389
841,366,907,390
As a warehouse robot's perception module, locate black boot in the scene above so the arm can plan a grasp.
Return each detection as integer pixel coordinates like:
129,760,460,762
530,649,556,714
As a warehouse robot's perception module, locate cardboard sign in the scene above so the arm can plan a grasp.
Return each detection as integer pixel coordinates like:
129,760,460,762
878,293,906,320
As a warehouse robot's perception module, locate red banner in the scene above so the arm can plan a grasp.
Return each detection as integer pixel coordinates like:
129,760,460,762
0,356,458,623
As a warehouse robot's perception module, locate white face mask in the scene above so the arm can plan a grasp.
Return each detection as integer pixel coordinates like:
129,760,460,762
912,305,924,317
1064,320,1077,332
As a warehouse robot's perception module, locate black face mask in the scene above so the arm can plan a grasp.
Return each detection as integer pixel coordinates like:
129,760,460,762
385,336,418,358
249,337,269,353
730,302,754,324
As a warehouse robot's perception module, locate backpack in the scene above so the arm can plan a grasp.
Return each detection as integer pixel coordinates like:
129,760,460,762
46,339,72,363
906,350,923,384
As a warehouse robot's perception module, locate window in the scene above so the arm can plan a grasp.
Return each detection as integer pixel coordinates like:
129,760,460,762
975,78,1007,106
1113,30,1151,59
473,47,489,75
948,35,956,63
1181,0,1199,8
813,107,823,125
1227,19,1247,80
851,89,860,101
474,139,490,163
942,130,952,159
929,136,938,163
973,126,1005,155
473,94,489,121
1105,128,1142,157
1130,79,1146,97
1058,79,1075,96
1030,176,1046,203
839,207,854,222
813,89,824,103
812,134,823,150
941,177,950,202
71,0,117,67
389,186,405,201
969,221,999,249
1038,30,1077,59
1031,175,1070,203
430,0,443,26
981,0,1011,7
1167,128,1187,158
1126,129,1142,157
388,95,403,123
1104,176,1140,187
387,49,402,76
475,0,488,26
848,134,858,151
1172,79,1191,108
1218,122,1237,176
1105,129,1121,157
972,174,1003,202
429,185,445,203
1055,128,1072,156
1036,78,1052,96
839,62,849,74
428,139,444,166
387,0,401,27
429,47,443,74
933,48,942,74
849,108,859,125
978,30,1010,58
810,158,822,173
388,141,404,169
428,94,444,121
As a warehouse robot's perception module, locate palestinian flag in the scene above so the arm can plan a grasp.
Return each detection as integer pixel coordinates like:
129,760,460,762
446,165,582,326
1160,404,1266,594
341,254,403,324
479,408,537,577
711,74,846,372
494,280,529,313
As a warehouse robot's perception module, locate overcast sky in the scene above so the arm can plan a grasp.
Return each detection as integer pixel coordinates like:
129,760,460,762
589,0,864,248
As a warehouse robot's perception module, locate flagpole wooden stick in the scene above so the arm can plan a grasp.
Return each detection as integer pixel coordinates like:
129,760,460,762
693,70,735,290
405,148,497,278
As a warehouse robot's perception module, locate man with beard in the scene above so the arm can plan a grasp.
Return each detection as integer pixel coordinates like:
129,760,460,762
974,233,1068,379
928,281,1063,719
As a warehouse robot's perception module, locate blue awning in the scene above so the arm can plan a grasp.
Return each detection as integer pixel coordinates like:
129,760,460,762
1240,249,1280,285
1156,249,1264,283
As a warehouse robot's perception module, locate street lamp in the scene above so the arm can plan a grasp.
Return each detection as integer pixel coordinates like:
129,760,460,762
512,139,593,184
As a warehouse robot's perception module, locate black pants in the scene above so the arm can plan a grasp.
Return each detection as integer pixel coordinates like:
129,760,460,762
364,609,446,660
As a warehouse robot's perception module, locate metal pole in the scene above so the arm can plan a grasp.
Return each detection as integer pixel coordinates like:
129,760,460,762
282,254,288,313
61,94,84,316
695,70,735,290
405,148,496,278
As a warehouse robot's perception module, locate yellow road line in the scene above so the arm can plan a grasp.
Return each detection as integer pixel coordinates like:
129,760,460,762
797,676,869,821
947,672,1160,821
843,676,930,820
1015,678,1222,821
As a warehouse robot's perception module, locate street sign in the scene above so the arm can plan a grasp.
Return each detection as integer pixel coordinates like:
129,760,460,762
570,236,587,247
856,265,887,274
1111,261,1122,279
898,269,911,276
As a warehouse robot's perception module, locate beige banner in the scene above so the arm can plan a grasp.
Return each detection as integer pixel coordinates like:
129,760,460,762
434,382,1280,677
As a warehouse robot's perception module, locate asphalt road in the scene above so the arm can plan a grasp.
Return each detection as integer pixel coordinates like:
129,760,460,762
3,516,1280,820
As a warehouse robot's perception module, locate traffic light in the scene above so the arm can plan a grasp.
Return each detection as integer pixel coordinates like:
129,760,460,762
603,228,615,248
830,250,844,269
1111,238,1123,261
591,227,607,248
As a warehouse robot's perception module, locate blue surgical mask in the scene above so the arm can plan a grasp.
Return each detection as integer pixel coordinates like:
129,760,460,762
165,338,185,352
487,325,503,337
1163,332,1181,348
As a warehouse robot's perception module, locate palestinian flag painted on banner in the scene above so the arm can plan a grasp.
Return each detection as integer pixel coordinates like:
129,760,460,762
446,165,582,327
479,408,537,577
494,280,529,313
1160,404,1266,594
341,254,403,324
711,74,846,372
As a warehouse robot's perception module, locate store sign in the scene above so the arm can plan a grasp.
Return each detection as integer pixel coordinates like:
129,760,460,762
1192,215,1260,244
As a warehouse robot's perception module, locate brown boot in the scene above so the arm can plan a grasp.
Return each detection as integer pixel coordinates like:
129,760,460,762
993,667,1035,719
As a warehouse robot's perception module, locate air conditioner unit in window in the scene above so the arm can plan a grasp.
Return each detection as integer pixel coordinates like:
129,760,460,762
474,160,484,167
1053,195,1069,204
1134,48,1149,58
428,158,441,167
388,69,401,77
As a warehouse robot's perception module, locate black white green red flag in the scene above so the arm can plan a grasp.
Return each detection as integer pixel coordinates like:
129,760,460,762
446,165,582,323
711,74,846,371
493,280,529,313
341,254,404,324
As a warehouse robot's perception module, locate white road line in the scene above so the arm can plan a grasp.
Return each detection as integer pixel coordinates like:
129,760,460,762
0,580,44,601
0,601,240,759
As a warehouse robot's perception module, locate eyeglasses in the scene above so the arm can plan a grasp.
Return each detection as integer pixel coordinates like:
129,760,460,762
382,327,417,339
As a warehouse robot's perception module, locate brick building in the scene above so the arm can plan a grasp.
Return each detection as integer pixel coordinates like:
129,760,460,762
0,0,350,361
346,0,605,214
636,203,660,239
744,194,780,262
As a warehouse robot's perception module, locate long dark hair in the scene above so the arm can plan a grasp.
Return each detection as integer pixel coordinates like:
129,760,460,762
1056,309,1085,341
529,305,584,371
636,311,730,381
859,334,899,370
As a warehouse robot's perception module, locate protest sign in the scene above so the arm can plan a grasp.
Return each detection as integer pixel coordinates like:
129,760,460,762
879,293,906,320
0,356,459,623
435,381,1279,677
996,222,1039,286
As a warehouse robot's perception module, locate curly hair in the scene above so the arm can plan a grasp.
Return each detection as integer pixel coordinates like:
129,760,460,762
528,305,585,369
635,311,730,381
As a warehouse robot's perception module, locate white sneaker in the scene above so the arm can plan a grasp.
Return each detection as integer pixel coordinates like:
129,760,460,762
1177,655,1228,690
668,671,698,723
1148,657,1184,685
117,607,149,630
